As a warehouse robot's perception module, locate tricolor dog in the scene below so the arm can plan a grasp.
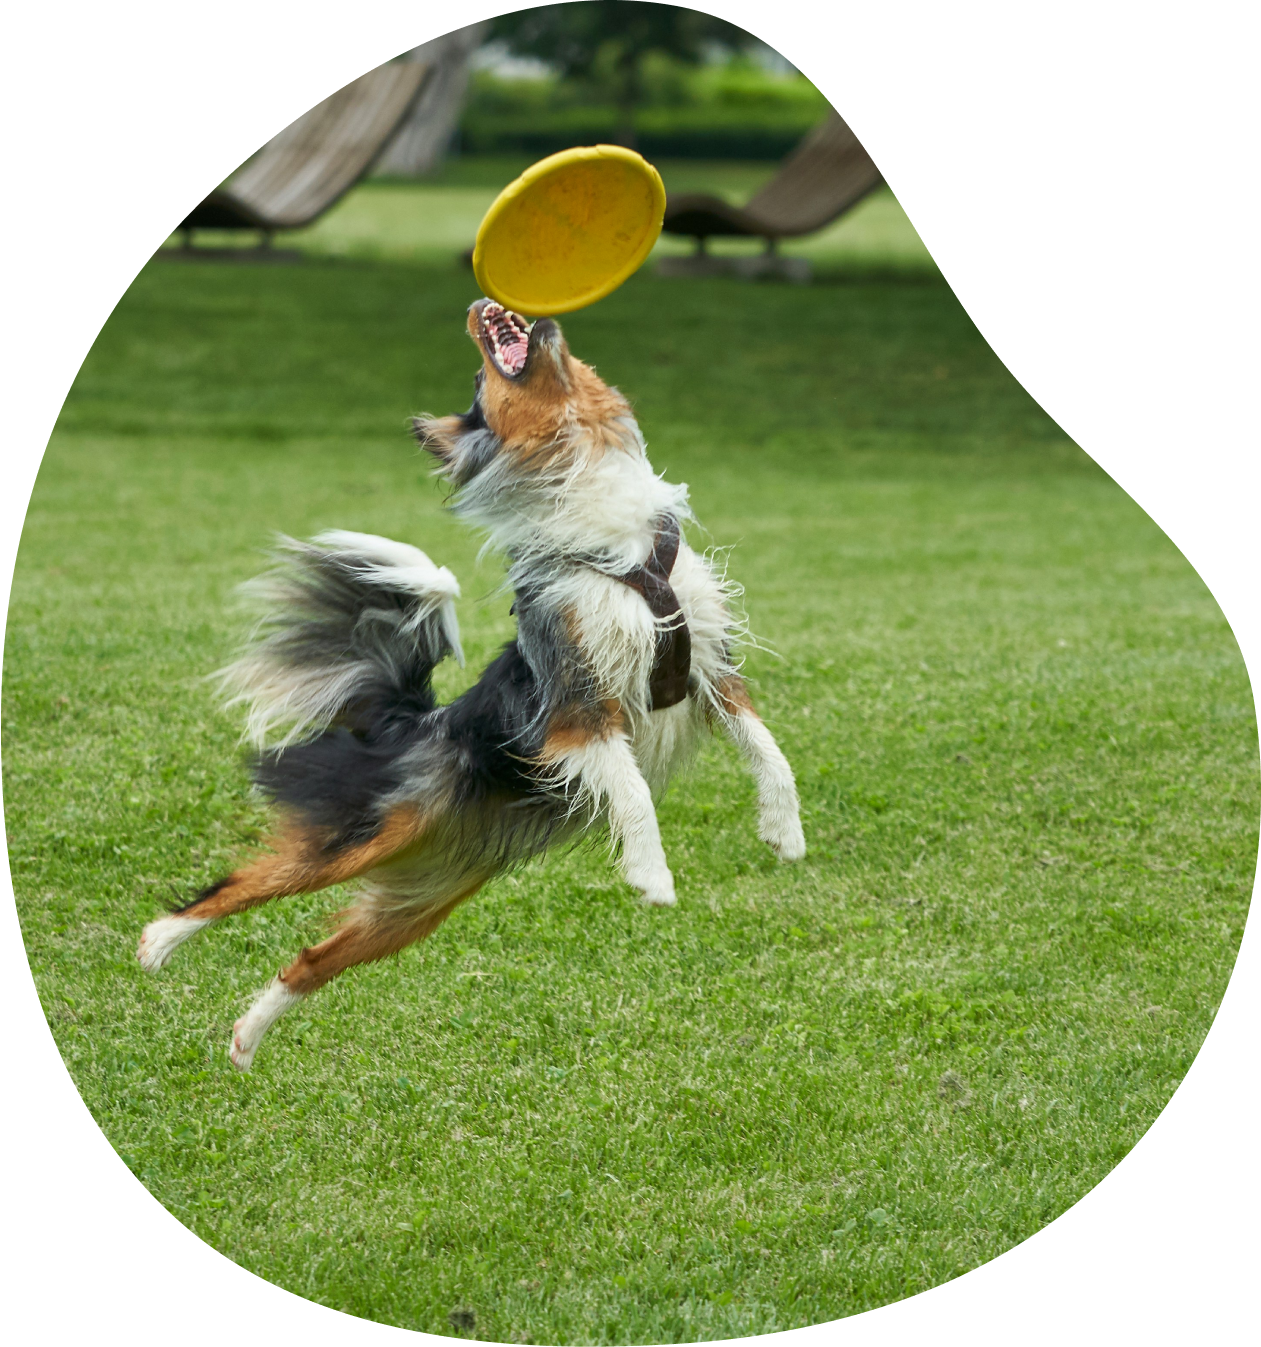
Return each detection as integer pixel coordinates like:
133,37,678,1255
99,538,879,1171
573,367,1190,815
137,300,804,1069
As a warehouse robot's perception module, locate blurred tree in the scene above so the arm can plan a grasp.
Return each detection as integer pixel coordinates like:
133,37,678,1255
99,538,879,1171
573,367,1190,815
491,2,756,149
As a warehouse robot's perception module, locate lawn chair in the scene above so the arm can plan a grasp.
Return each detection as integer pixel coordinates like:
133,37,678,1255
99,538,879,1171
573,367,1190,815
178,60,433,246
372,21,490,177
658,110,882,280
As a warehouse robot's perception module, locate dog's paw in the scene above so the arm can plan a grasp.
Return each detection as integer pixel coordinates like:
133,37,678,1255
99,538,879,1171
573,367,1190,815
229,1017,259,1072
761,811,806,862
137,914,208,972
228,978,302,1071
636,868,677,907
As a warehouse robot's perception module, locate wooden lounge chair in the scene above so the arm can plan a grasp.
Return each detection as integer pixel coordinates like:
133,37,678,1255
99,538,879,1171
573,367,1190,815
179,60,433,244
658,110,882,280
373,21,490,178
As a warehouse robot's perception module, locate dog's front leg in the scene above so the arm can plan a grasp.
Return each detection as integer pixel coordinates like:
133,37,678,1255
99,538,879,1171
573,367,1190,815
546,725,676,907
714,676,806,862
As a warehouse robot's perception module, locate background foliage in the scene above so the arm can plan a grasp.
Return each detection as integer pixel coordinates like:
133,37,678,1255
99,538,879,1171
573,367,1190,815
461,4,827,159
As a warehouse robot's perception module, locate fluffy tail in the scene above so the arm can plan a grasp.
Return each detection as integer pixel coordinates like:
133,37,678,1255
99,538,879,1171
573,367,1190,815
219,530,463,750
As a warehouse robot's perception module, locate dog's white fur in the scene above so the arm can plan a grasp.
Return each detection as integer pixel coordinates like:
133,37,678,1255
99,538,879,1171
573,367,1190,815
230,979,304,1071
221,531,463,750
454,415,802,902
137,914,212,972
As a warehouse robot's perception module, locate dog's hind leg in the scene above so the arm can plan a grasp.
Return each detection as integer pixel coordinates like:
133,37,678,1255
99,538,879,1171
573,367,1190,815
711,675,805,862
137,806,428,972
228,877,483,1070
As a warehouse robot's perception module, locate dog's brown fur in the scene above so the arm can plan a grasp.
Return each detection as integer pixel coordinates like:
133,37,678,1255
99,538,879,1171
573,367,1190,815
178,805,429,923
277,874,486,995
541,698,625,759
469,305,632,464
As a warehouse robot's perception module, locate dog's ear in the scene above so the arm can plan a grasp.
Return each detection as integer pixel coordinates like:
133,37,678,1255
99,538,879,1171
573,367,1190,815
413,414,502,486
529,318,571,388
412,414,461,466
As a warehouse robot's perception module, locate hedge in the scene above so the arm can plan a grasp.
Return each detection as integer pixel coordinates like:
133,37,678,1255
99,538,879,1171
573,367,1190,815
458,67,831,160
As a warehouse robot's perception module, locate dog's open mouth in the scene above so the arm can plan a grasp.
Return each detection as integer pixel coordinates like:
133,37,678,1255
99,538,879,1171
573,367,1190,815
478,302,532,380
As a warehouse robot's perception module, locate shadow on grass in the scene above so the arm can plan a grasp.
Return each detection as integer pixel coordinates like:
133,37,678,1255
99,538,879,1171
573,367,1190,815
810,262,946,287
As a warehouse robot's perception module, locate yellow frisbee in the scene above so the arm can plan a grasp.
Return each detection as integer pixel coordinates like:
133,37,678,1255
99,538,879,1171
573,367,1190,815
472,145,666,317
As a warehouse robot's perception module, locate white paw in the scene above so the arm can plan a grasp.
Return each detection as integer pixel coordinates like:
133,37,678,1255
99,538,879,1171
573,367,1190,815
637,870,677,907
761,811,806,862
137,915,210,972
228,978,302,1071
229,1017,259,1072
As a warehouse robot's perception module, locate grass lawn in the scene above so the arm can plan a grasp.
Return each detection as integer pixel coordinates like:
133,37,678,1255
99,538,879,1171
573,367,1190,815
166,158,936,275
6,161,1256,1342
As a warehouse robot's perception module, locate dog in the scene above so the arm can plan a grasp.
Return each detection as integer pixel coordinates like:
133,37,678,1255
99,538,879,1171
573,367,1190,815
137,299,805,1069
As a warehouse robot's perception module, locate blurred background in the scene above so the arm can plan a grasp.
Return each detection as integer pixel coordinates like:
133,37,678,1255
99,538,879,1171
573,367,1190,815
20,6,1255,1341
165,3,934,277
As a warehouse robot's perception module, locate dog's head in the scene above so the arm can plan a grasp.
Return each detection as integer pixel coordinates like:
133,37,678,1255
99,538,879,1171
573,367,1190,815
414,300,636,486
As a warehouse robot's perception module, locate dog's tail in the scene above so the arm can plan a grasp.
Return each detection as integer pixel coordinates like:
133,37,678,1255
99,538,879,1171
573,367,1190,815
218,530,464,751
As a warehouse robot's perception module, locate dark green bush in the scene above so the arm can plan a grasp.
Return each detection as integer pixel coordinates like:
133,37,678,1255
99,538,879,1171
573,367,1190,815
458,58,830,159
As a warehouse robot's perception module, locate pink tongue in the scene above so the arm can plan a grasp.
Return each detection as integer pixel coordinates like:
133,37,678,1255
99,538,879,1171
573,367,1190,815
501,339,528,373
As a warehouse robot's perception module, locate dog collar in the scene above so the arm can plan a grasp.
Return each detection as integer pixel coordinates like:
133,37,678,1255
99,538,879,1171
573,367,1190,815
613,515,692,711
510,516,693,711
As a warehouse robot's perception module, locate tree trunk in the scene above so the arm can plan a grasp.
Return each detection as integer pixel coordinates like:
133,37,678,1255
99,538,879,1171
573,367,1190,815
613,55,640,151
614,101,638,150
373,20,490,178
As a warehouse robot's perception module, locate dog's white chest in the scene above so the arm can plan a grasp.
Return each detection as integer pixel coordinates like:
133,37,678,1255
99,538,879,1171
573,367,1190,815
631,701,705,797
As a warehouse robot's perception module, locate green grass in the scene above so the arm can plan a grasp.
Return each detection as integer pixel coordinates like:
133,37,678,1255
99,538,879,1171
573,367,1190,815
166,162,935,274
6,165,1255,1342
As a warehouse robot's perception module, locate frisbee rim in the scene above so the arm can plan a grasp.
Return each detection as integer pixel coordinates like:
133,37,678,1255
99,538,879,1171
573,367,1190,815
472,145,666,317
